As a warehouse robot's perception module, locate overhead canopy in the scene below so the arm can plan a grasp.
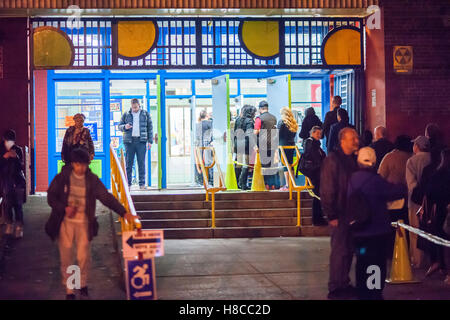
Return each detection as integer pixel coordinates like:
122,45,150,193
0,0,379,9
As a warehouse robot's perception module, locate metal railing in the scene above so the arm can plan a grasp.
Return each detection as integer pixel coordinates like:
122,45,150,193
195,146,227,228
278,146,315,227
110,145,142,232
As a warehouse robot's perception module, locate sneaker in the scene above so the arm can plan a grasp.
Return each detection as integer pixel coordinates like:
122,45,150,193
5,224,13,235
14,225,23,239
80,286,89,297
66,293,76,300
280,186,289,191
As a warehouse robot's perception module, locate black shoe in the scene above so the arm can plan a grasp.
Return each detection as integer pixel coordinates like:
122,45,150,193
66,293,76,300
80,286,89,297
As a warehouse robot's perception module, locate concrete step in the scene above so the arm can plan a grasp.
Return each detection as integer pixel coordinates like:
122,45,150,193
156,225,329,239
215,208,312,218
132,191,312,203
137,208,313,220
134,199,313,211
140,217,311,229
138,209,210,219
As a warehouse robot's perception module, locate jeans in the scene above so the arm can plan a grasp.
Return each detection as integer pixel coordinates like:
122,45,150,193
125,138,147,187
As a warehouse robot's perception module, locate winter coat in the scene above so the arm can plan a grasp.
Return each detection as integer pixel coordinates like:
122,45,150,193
118,109,154,144
277,120,297,146
46,165,126,242
322,107,340,142
327,121,355,152
320,148,358,221
302,137,326,175
299,113,322,140
405,152,431,209
234,109,255,155
61,126,95,163
378,149,412,186
370,138,394,170
348,169,407,238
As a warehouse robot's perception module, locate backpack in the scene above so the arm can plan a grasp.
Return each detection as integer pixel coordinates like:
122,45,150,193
346,175,376,231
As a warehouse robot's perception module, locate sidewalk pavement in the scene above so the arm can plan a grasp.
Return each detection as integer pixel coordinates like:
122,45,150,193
0,196,449,300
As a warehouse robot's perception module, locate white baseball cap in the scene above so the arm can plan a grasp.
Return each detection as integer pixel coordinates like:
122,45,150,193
357,147,377,167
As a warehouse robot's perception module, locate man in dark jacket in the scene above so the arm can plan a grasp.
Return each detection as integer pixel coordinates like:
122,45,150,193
327,108,355,153
46,148,135,299
0,129,26,238
320,127,359,299
370,126,394,170
348,147,406,300
118,98,154,189
322,95,342,144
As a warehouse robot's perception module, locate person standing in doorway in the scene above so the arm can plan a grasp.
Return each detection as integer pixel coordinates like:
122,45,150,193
299,107,322,142
254,100,278,189
118,98,153,190
320,127,359,299
322,95,342,146
195,109,214,186
370,126,394,170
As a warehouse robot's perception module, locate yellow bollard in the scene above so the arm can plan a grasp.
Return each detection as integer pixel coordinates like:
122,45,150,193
251,152,266,192
386,220,420,284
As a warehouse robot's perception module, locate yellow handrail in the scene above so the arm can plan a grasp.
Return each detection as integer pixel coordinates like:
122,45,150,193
278,146,314,227
195,146,227,228
110,145,142,231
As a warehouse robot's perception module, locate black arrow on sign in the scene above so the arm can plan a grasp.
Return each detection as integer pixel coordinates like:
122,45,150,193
126,236,161,248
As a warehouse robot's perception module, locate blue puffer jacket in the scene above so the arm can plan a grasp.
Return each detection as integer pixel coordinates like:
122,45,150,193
347,169,407,238
118,109,153,144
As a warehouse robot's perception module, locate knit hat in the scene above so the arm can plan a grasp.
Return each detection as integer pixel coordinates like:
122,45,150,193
357,147,376,167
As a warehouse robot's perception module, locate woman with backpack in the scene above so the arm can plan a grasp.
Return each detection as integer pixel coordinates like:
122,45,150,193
347,147,407,300
300,126,327,225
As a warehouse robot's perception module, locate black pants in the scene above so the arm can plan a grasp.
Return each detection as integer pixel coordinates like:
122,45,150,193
354,234,389,300
308,170,325,224
125,138,147,187
5,187,24,224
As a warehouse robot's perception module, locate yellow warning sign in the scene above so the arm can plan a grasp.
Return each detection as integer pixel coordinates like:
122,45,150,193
393,46,413,74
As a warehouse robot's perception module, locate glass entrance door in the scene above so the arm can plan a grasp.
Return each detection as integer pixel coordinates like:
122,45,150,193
109,79,159,188
166,99,194,186
52,81,105,184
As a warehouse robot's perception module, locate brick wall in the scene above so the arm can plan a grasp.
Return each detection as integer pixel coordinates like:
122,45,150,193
0,17,30,186
34,70,48,192
381,0,450,143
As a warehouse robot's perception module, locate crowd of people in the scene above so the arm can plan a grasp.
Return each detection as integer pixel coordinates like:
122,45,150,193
227,95,450,299
1,94,449,300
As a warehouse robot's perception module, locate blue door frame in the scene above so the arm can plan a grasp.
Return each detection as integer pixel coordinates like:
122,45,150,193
47,69,331,189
